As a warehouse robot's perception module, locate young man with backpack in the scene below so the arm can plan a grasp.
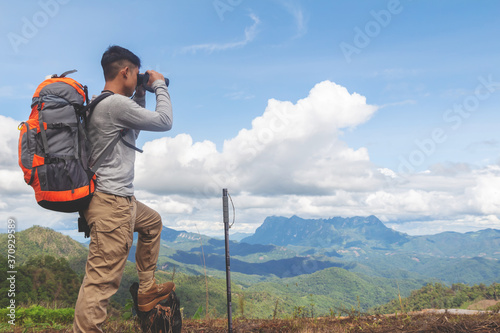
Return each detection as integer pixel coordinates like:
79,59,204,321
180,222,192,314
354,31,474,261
73,45,174,332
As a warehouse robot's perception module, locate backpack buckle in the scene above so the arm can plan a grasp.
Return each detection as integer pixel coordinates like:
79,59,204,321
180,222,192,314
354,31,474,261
45,156,61,164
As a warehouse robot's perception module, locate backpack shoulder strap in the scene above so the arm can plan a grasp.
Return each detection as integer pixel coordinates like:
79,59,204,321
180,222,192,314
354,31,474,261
80,91,114,123
87,91,143,174
82,92,114,174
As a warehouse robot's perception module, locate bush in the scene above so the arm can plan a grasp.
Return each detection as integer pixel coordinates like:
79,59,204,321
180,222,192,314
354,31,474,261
0,305,74,325
487,302,500,312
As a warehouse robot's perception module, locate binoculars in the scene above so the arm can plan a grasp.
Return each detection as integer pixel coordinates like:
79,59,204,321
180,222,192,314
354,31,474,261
137,72,169,92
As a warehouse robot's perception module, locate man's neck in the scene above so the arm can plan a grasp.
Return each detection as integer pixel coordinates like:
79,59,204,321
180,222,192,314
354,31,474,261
103,82,127,96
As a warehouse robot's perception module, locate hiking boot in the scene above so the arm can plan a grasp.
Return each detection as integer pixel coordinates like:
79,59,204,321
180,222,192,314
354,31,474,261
137,281,176,312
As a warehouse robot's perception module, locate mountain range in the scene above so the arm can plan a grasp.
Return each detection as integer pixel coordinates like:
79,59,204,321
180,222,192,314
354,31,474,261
238,215,500,284
242,215,500,260
1,214,499,316
242,215,409,248
125,214,500,286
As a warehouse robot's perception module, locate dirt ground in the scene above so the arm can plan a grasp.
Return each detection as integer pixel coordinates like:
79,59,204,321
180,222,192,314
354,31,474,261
2,311,500,332
468,299,500,311
182,312,500,333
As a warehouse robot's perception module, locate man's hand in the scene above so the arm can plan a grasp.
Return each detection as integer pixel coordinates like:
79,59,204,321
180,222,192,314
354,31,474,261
146,70,165,87
135,84,146,98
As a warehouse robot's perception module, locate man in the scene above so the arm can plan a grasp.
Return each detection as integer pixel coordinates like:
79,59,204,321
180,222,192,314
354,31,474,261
74,45,174,332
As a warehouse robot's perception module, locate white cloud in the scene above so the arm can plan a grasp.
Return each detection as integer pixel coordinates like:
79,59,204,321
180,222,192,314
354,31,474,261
0,169,31,194
0,115,22,168
174,219,225,237
2,81,500,238
0,116,32,195
378,168,397,178
221,81,378,194
135,134,221,195
180,14,260,54
139,196,194,216
465,165,500,215
136,80,379,198
0,193,77,233
386,214,500,235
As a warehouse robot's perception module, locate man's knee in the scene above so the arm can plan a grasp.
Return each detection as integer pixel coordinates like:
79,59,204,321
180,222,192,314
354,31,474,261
135,200,163,235
151,212,162,233
143,209,162,236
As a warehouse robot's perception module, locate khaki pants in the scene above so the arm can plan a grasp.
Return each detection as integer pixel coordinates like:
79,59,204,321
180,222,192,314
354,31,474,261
73,192,162,333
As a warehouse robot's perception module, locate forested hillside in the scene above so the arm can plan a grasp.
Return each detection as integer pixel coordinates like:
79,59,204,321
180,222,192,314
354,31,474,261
0,255,80,308
0,225,87,274
2,220,499,319
374,282,500,314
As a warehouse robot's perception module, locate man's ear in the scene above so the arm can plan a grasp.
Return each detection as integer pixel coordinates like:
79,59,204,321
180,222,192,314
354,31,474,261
120,66,130,79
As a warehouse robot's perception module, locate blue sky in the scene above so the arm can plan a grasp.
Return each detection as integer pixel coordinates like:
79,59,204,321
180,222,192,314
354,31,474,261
1,0,500,240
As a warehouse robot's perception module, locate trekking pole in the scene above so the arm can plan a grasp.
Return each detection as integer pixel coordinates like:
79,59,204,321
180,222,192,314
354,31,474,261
222,188,232,333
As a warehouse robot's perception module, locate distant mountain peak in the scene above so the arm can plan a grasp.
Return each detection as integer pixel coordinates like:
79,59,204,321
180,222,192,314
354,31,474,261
242,215,409,248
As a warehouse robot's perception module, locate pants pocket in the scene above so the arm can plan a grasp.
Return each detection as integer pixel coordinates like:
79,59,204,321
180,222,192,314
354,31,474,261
96,221,132,263
85,192,133,264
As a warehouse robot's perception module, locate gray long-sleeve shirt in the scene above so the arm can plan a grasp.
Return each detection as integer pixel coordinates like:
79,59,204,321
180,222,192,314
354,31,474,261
88,80,172,196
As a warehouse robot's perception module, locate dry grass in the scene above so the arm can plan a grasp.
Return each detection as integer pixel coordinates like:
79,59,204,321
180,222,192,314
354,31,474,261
2,312,500,332
183,313,500,333
468,300,500,311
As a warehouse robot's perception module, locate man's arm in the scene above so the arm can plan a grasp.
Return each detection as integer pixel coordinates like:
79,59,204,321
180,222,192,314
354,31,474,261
112,80,173,132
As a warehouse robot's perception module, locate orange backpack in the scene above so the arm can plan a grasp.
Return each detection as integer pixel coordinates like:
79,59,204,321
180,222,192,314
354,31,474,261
18,70,111,214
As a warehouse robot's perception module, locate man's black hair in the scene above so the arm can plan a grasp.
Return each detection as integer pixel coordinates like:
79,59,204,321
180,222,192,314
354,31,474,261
101,45,141,81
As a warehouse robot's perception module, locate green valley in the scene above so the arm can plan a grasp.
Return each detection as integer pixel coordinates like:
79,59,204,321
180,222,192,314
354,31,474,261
1,215,499,319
